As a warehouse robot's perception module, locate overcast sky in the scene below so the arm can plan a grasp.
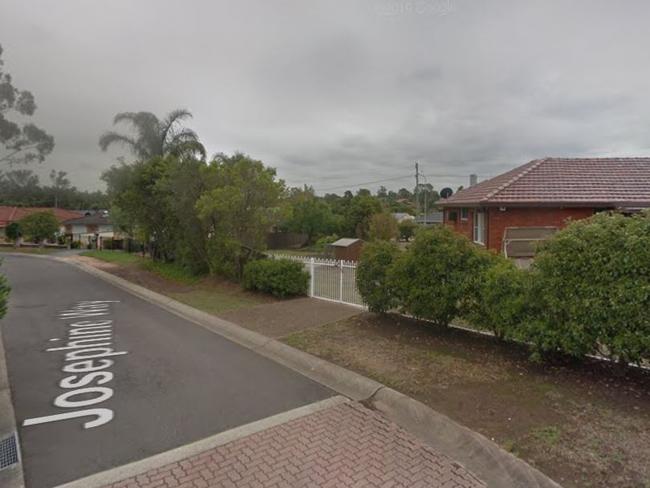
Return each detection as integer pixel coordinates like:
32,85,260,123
2,0,650,193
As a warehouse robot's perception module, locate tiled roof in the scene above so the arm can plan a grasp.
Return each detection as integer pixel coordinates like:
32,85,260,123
63,213,112,225
0,206,83,227
440,158,650,206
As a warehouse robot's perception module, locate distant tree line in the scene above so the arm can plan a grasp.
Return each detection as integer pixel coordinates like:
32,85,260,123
0,169,108,209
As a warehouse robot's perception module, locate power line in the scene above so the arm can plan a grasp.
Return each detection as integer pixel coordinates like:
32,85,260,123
314,174,413,192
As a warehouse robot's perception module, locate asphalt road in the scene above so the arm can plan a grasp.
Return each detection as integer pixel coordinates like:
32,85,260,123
0,255,332,488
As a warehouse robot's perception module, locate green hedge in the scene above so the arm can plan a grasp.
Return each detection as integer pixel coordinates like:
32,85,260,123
525,212,650,364
243,258,309,298
356,213,650,365
389,226,492,326
356,241,400,313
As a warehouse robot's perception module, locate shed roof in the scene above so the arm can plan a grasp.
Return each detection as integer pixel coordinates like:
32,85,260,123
329,238,362,247
439,157,650,207
63,213,112,225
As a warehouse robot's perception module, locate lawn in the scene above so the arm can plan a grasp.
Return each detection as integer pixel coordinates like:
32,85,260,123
79,250,269,314
283,313,650,488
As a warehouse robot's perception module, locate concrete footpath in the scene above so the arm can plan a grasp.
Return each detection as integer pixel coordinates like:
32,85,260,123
56,255,561,488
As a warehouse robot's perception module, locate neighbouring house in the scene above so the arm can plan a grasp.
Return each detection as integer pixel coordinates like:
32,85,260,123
414,211,444,226
327,238,364,261
391,212,415,223
63,211,116,249
0,206,83,241
439,157,650,256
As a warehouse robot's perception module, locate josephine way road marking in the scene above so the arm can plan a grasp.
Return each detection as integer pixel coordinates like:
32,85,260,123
22,300,128,429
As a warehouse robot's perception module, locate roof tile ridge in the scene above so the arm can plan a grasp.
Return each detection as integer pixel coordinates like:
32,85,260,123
482,158,547,202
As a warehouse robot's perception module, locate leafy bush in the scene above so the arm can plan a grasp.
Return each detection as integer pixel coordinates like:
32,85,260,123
5,222,20,242
0,264,9,320
19,211,60,244
70,240,81,249
243,258,309,298
524,212,650,364
389,226,491,326
357,241,400,313
464,255,530,339
313,234,339,252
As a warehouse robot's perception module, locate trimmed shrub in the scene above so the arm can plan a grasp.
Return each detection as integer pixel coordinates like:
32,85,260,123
0,264,9,320
5,222,20,243
389,226,491,326
526,212,650,364
357,240,400,313
464,255,530,339
243,258,309,298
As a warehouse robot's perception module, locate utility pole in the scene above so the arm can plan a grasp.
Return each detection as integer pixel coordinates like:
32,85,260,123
414,162,420,217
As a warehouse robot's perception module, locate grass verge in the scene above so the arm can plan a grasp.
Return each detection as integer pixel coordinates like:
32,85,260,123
79,250,267,313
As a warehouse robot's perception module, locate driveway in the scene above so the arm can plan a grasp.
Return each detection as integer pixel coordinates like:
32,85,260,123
0,255,332,488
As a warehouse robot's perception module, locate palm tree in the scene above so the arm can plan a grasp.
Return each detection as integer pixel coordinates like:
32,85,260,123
99,109,206,160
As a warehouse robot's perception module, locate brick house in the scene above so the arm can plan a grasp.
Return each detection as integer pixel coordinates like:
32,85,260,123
439,158,650,256
0,206,83,240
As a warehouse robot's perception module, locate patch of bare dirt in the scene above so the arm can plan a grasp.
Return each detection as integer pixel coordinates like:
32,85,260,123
283,313,650,488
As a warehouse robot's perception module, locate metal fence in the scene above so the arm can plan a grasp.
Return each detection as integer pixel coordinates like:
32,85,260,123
270,254,365,308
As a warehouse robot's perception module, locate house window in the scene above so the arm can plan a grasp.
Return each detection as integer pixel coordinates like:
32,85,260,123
460,208,469,221
473,210,486,245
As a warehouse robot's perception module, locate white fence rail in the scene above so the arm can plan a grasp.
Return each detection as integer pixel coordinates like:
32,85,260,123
270,254,365,308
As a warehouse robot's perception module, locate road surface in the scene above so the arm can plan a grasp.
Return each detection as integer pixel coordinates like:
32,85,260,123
0,255,332,488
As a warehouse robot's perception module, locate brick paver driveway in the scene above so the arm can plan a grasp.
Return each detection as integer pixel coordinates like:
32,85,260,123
106,401,485,488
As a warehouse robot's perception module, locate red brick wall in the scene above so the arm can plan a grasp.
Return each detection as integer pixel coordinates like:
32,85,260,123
444,206,595,253
443,208,474,242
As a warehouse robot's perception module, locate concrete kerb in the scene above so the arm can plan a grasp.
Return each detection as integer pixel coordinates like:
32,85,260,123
51,255,561,488
0,286,26,487
371,388,562,488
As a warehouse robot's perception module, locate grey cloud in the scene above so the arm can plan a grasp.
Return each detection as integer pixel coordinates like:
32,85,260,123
2,0,650,193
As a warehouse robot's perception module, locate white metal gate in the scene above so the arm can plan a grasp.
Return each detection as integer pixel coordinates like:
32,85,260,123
270,254,365,307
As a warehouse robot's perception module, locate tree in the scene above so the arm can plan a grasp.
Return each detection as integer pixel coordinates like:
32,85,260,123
368,212,398,241
4,222,20,246
196,152,284,278
344,194,382,239
398,219,416,241
49,170,71,208
283,194,341,243
19,211,60,245
99,109,206,161
0,45,54,166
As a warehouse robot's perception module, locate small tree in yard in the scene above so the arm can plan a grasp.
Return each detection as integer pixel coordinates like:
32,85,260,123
398,219,416,241
389,226,491,327
525,212,650,364
4,222,21,246
368,212,398,241
19,211,59,245
357,241,400,313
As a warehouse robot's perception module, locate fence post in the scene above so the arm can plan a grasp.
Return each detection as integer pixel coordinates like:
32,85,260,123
309,257,315,297
339,260,344,302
